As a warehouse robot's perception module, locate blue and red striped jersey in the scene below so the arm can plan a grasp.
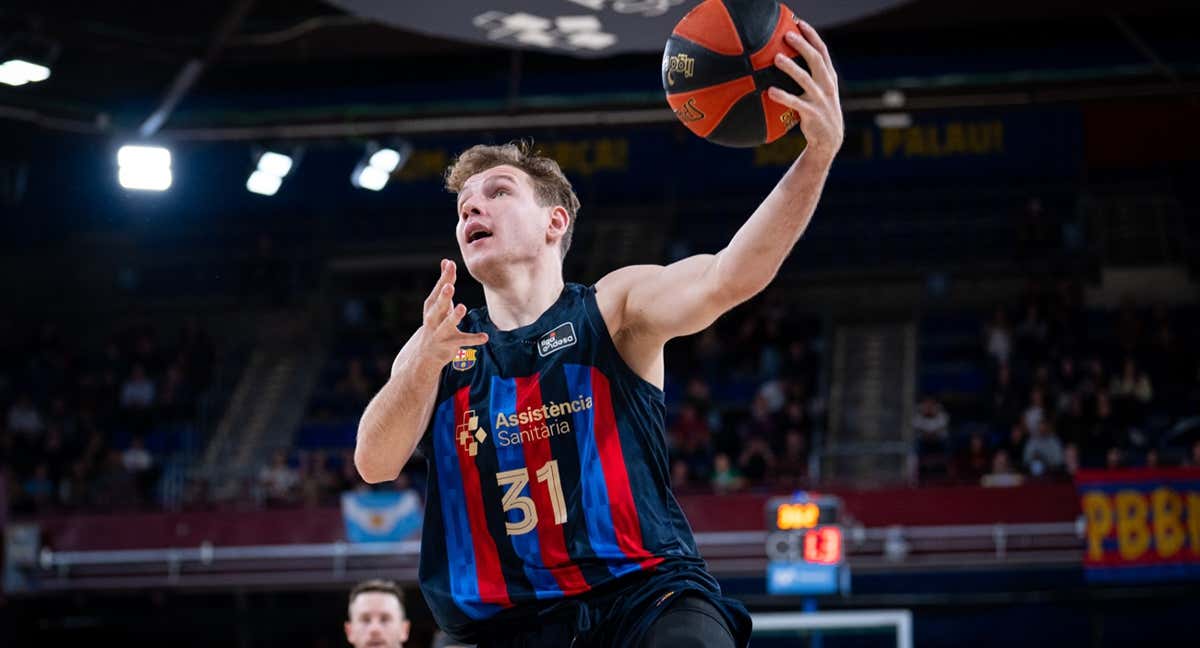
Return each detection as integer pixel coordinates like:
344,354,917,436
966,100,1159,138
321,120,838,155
416,283,704,640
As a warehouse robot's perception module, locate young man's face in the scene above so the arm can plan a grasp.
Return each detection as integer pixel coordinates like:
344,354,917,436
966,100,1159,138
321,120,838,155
344,592,410,648
455,164,565,278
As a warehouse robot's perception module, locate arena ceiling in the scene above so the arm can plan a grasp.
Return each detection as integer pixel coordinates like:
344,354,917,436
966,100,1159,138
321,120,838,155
0,0,1196,139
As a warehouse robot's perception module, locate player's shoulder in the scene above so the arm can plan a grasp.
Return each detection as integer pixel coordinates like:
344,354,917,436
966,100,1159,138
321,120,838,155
593,265,665,337
595,264,665,298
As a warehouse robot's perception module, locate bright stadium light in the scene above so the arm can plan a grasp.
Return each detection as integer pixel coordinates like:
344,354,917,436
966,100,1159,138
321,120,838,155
256,151,293,178
246,169,283,196
352,164,390,192
352,141,411,191
0,59,51,86
246,150,294,196
368,148,401,173
117,145,173,191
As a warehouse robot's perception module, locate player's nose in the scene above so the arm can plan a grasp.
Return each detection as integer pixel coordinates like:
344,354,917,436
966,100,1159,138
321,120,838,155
460,195,484,219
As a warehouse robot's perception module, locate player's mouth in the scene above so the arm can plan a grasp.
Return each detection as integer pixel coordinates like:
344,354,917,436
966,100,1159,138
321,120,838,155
465,223,494,246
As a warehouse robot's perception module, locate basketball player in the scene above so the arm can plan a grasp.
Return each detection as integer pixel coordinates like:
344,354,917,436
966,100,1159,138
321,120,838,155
355,21,843,648
344,579,411,648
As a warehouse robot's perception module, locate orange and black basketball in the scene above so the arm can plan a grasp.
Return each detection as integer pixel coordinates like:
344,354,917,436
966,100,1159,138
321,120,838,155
663,0,809,148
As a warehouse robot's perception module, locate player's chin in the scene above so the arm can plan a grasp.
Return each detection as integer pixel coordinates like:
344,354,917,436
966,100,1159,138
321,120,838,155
459,247,494,278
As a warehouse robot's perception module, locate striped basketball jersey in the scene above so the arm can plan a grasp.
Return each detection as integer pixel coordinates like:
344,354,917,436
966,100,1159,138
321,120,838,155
416,283,706,641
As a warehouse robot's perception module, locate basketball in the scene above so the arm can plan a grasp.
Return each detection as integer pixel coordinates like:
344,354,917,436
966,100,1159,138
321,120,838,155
662,0,810,148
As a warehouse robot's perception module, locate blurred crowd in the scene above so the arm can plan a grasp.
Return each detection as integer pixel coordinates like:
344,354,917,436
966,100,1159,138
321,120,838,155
0,318,215,515
6,275,1198,519
916,280,1200,486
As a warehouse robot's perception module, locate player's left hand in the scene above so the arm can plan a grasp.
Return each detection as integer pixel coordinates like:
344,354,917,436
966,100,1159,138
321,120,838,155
769,20,844,164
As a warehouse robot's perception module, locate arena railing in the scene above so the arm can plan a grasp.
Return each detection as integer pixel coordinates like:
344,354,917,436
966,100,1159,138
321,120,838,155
12,520,1082,593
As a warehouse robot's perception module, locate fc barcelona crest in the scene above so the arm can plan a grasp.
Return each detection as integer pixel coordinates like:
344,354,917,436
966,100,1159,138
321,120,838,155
451,348,476,371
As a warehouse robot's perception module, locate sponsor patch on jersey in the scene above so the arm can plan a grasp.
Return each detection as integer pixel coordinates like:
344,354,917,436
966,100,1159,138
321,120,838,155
451,348,477,371
537,322,577,357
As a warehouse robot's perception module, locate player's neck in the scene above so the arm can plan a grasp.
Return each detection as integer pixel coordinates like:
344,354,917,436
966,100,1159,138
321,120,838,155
482,259,565,331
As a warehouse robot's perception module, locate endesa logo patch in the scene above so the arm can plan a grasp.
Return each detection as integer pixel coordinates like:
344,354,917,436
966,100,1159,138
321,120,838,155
537,322,577,357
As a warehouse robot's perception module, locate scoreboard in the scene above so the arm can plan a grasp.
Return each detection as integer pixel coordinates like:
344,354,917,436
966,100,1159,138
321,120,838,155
765,492,850,595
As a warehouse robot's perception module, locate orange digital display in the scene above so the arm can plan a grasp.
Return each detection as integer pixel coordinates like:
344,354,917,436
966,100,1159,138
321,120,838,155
776,502,820,530
803,526,843,564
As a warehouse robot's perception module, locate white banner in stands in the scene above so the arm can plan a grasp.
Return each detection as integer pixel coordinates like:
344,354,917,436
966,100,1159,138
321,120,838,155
326,0,912,57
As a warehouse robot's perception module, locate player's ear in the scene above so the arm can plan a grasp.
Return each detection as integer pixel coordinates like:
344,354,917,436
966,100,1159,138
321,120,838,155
401,619,411,642
547,205,570,243
344,621,354,644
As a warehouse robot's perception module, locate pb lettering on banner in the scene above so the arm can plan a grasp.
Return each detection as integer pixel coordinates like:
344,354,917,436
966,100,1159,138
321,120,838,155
1077,468,1200,583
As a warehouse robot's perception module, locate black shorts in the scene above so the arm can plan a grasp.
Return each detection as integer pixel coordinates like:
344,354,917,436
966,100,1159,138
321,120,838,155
476,562,752,648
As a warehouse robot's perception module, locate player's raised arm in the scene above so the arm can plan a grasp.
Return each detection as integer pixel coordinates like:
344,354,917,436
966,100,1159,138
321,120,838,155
354,260,488,483
601,21,843,345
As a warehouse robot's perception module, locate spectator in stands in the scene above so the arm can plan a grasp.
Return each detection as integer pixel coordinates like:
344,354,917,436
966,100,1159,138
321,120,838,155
737,436,774,487
669,402,711,454
1081,393,1121,467
336,358,373,410
734,391,772,448
58,459,91,510
1014,303,1049,364
157,360,194,422
1053,356,1080,412
119,363,156,439
21,462,55,512
775,400,806,456
1063,443,1080,478
669,403,714,486
711,453,744,495
953,432,990,484
299,450,338,508
670,458,690,490
6,393,43,440
774,430,807,489
755,377,787,416
131,329,163,378
343,579,410,648
1105,446,1125,470
122,436,156,504
1023,420,1065,478
1109,357,1153,426
913,395,950,479
990,362,1019,426
1144,448,1160,468
999,422,1029,472
39,423,70,484
757,318,785,381
258,449,300,507
984,307,1012,366
1057,392,1088,451
1022,388,1047,440
981,449,1024,487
